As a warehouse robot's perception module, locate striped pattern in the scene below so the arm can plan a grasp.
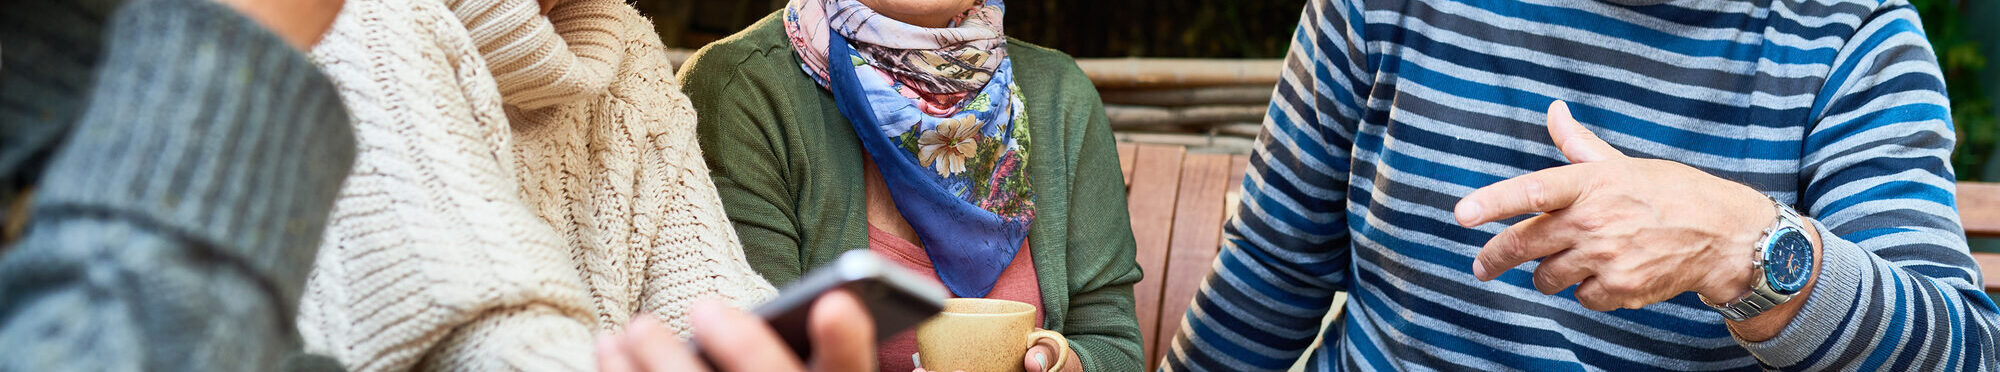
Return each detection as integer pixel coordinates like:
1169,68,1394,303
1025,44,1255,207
1162,0,1999,370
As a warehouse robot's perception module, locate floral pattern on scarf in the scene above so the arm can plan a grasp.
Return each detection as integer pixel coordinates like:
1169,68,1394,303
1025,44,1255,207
787,0,1034,298
786,0,1008,115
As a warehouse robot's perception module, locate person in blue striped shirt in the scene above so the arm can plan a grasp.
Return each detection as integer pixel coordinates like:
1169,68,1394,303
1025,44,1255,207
1162,0,2000,370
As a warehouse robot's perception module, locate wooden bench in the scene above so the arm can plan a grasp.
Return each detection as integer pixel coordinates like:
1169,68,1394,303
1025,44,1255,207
1118,143,2000,370
1116,143,1248,370
1959,182,2000,289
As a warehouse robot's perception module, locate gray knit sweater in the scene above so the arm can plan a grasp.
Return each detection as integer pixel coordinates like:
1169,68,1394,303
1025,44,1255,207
0,0,357,370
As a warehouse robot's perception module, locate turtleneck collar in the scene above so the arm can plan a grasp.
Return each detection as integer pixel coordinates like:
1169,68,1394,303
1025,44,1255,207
444,0,622,110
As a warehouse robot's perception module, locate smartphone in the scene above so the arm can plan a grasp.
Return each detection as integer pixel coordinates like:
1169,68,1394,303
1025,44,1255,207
692,250,949,362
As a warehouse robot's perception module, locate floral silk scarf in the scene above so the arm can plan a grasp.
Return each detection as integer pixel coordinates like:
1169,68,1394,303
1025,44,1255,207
787,0,1033,298
786,0,1009,114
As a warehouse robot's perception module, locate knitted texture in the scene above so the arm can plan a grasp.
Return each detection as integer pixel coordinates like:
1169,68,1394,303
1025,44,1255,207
297,0,775,370
0,0,356,369
501,0,779,334
445,0,615,110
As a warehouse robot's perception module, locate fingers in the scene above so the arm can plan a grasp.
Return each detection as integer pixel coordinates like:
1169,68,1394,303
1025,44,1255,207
1573,272,1679,312
1455,163,1596,227
596,331,639,372
1472,214,1577,281
621,316,710,372
1529,249,1595,295
808,290,877,372
1456,101,1626,227
690,298,808,372
1572,278,1622,312
1546,101,1625,163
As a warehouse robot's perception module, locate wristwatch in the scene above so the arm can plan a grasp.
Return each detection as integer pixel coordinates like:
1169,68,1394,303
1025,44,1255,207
1701,196,1816,322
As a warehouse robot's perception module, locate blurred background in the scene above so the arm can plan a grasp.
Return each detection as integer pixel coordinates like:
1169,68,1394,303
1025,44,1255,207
634,0,1998,247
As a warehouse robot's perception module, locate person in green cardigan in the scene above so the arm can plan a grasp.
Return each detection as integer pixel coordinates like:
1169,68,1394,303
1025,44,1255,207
678,0,1143,371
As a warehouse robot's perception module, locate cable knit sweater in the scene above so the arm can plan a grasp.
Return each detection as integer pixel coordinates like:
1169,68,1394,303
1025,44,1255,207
296,0,777,370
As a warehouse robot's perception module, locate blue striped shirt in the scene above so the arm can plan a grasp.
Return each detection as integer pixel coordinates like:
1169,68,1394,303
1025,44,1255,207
1162,0,1999,370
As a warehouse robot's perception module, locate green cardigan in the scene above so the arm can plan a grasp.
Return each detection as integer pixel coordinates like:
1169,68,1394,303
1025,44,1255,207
680,12,1144,371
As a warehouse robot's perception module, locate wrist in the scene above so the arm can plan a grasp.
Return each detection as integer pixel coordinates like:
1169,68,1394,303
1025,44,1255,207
1704,190,1818,324
1699,184,1776,301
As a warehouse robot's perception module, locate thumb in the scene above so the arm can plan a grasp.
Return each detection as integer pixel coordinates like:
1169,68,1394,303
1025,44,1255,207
1023,344,1053,372
1547,100,1624,163
809,290,876,372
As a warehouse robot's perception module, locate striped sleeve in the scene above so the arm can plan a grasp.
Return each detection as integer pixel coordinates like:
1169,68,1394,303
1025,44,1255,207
1740,2,2000,370
1160,0,1368,370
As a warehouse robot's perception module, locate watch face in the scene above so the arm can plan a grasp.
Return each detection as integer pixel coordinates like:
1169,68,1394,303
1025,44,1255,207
1762,227,1814,294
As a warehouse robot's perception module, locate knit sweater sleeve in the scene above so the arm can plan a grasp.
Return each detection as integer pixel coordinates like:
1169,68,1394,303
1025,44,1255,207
1736,2,2000,370
0,0,355,370
295,1,601,370
418,305,598,371
633,93,781,334
622,13,777,332
449,0,616,110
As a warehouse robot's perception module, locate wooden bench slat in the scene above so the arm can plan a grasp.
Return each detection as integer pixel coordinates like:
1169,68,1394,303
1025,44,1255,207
1959,182,2000,238
1150,153,1237,369
1124,144,1185,367
1118,142,1139,186
1076,58,1284,89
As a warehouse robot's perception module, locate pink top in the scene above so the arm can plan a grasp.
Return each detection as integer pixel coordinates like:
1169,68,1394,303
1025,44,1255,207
868,225,1043,372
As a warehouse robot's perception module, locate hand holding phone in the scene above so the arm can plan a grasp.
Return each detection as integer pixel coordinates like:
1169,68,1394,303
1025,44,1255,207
599,250,948,372
747,250,948,359
597,291,875,372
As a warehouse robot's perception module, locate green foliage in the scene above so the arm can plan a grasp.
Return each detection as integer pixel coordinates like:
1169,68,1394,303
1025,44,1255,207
1910,0,1996,180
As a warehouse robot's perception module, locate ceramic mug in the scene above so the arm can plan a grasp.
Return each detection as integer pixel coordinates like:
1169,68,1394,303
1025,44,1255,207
914,298,1069,372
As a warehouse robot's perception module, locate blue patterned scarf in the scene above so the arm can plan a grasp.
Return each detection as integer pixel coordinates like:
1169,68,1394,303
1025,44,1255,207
806,5,1034,298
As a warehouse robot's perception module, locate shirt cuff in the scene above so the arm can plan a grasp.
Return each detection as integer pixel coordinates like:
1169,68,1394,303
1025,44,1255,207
1733,218,1874,368
29,0,355,309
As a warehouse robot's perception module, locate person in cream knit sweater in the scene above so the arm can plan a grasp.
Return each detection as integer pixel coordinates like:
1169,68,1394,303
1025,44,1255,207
296,0,777,370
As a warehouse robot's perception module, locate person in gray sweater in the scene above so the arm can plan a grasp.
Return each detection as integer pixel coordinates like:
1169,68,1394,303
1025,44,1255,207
0,0,352,370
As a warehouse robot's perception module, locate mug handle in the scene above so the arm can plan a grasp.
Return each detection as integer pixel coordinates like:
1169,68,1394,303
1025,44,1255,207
1025,329,1069,372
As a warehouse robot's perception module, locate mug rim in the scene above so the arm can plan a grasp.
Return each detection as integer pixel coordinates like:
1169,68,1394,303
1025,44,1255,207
939,298,1036,317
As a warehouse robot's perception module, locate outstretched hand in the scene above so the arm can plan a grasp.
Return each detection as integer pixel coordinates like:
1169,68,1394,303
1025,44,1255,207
1453,101,1792,312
